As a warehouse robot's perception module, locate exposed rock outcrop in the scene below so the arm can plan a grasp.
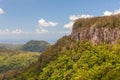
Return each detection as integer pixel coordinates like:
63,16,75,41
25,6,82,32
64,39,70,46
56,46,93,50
71,14,120,44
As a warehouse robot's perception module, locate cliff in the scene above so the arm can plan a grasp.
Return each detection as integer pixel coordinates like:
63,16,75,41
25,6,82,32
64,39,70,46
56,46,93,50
71,14,120,44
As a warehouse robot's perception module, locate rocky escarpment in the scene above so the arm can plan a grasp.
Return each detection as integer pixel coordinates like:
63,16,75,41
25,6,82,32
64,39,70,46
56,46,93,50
71,14,120,44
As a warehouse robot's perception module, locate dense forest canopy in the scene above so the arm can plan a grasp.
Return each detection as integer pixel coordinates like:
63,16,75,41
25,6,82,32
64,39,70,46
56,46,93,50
1,36,120,80
0,49,40,74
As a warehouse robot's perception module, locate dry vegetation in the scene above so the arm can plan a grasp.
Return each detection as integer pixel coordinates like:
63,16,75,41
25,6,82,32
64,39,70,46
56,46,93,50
73,14,120,30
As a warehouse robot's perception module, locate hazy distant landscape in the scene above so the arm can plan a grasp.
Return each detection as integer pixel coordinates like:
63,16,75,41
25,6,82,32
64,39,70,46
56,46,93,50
0,40,50,51
0,40,50,75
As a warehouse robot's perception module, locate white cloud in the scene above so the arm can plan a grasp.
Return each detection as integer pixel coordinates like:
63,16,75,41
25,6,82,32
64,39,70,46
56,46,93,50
64,22,74,30
36,18,58,34
64,14,94,29
39,19,58,27
114,9,120,15
69,14,94,21
36,27,49,34
103,11,112,16
0,29,31,35
0,29,10,34
12,29,31,34
0,8,4,14
103,9,120,16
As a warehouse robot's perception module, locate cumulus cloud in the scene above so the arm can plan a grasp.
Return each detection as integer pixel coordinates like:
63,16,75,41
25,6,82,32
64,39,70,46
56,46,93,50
39,19,58,27
64,14,94,29
0,29,9,34
64,22,74,30
69,14,94,21
0,8,4,14
103,9,120,16
12,29,31,34
103,11,112,16
0,29,31,35
114,9,120,15
36,18,58,34
36,27,48,34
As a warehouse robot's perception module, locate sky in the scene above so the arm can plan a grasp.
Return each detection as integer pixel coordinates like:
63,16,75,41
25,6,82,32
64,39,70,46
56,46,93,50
0,0,120,43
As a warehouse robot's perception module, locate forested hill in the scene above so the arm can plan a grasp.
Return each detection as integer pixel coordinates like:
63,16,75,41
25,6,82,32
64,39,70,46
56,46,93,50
21,40,50,52
1,15,120,80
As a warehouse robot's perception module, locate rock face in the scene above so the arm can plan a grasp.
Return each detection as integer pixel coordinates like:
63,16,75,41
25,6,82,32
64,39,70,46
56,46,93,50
71,14,120,44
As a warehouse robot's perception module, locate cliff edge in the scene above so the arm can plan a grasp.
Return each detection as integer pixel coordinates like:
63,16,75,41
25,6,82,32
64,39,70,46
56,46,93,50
71,14,120,44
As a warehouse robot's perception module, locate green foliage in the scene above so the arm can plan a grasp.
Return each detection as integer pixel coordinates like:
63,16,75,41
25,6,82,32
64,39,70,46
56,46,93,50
1,36,120,80
37,42,120,80
0,49,40,73
21,40,50,52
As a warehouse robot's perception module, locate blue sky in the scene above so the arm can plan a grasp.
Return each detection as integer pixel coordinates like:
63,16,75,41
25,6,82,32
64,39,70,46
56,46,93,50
0,0,120,43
